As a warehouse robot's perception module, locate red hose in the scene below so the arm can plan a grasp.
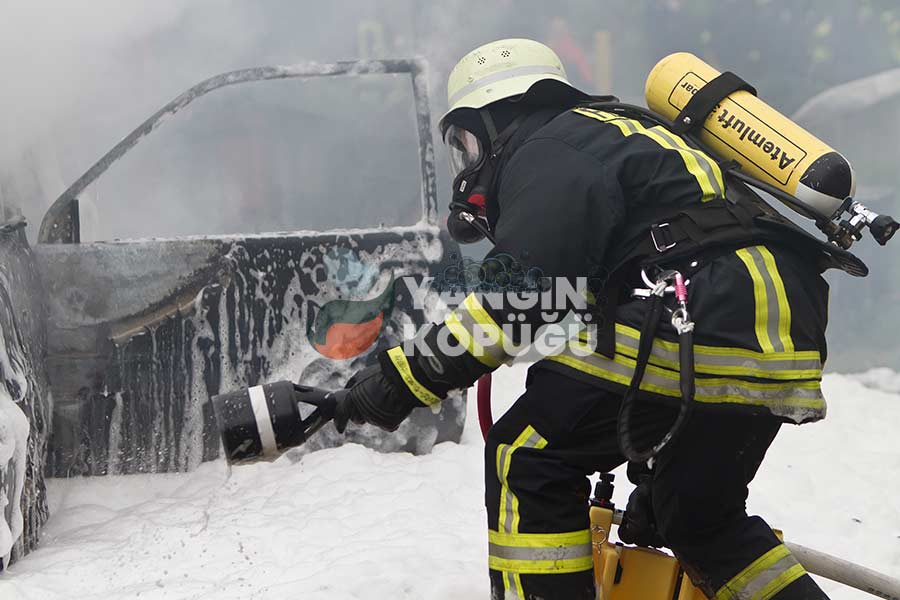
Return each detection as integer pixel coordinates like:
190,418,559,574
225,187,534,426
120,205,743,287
477,373,493,441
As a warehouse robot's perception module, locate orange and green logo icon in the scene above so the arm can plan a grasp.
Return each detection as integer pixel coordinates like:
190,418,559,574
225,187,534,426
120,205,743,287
306,248,395,360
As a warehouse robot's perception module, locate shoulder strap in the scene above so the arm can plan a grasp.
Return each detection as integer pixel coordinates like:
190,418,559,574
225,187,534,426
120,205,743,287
608,183,869,277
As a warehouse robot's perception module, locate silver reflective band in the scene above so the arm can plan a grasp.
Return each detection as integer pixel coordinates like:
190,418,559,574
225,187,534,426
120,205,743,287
448,64,564,107
601,330,822,376
716,546,805,600
248,385,278,457
452,304,509,366
489,542,593,562
733,554,802,600
549,344,824,405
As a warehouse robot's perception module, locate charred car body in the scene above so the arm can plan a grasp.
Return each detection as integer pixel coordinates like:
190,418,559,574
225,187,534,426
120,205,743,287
0,58,463,565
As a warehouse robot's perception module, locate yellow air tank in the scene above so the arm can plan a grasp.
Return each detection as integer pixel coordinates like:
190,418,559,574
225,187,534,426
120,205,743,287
646,52,855,217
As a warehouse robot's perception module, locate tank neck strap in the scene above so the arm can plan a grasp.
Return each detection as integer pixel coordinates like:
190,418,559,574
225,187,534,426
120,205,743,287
671,71,757,135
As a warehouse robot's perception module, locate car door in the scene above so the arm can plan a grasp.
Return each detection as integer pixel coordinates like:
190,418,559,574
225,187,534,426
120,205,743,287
34,60,464,476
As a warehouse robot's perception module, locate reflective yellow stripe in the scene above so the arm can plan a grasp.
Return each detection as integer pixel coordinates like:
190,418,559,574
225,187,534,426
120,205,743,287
495,426,547,597
444,293,509,368
489,554,595,575
385,347,441,406
546,344,825,410
736,247,775,353
490,529,593,576
594,112,633,136
583,324,821,380
632,122,718,201
611,323,818,361
463,293,506,341
489,529,592,547
757,246,795,353
613,342,819,380
573,107,722,202
510,573,523,598
510,433,547,532
489,530,593,575
736,246,796,354
717,544,791,600
497,430,520,535
463,293,511,363
444,312,502,368
651,123,726,197
510,434,550,535
498,428,537,535
754,563,806,600
716,544,806,600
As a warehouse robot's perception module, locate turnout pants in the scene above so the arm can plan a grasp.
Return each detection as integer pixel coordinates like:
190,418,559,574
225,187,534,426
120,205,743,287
486,367,828,600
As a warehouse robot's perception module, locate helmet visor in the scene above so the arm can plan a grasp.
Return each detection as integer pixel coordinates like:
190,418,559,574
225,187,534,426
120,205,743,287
443,125,484,178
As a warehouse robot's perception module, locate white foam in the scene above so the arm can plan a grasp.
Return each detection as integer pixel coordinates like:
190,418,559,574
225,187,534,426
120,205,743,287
0,389,29,570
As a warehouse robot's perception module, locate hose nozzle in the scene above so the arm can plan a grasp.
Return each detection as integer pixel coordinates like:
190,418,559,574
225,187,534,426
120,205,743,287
212,381,342,465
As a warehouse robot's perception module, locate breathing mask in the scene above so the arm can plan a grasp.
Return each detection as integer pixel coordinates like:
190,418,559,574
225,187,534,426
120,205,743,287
444,123,492,243
443,110,524,244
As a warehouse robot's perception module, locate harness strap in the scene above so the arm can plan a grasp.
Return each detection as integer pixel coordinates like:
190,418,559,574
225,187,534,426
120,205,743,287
616,289,662,463
617,283,697,464
617,200,767,271
591,198,767,362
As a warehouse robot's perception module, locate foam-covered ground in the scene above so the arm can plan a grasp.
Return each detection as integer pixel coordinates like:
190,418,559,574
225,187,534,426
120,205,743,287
2,366,899,599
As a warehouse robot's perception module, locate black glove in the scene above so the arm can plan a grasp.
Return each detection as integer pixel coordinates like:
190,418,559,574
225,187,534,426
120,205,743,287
333,365,420,433
618,474,666,548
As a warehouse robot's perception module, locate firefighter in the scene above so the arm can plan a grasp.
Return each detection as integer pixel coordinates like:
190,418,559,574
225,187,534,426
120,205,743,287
334,38,833,600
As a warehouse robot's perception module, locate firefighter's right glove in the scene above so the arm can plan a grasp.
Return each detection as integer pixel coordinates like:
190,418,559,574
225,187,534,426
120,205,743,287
333,365,419,433
618,475,666,548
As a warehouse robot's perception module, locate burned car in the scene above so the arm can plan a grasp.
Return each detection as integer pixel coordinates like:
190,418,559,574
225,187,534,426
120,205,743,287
0,58,463,565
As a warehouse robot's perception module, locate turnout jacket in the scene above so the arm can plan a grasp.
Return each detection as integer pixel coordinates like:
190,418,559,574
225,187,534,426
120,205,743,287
380,106,832,424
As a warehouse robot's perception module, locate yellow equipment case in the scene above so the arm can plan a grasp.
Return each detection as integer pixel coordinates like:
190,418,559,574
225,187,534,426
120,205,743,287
589,476,706,600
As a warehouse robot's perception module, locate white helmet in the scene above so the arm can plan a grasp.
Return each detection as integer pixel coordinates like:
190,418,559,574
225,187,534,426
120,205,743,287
440,39,589,245
439,38,586,132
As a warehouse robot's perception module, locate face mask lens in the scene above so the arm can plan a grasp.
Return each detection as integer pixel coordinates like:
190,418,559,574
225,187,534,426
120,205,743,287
444,126,483,178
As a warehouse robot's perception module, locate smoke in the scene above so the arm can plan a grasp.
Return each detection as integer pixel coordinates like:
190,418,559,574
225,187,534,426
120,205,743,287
0,0,265,237
0,2,191,160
